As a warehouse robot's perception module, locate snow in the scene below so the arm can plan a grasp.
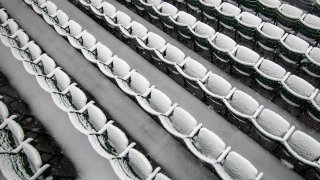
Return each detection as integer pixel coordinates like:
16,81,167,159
0,154,32,179
194,22,216,37
130,21,148,39
128,71,151,95
303,14,320,28
44,1,58,15
220,3,241,16
202,0,222,6
149,89,173,113
223,151,259,180
309,47,320,63
55,10,69,26
95,43,113,63
87,104,107,131
169,107,198,135
159,2,178,16
146,32,166,50
23,143,43,173
314,93,320,106
146,0,162,7
176,12,197,26
6,119,24,144
183,58,207,79
81,31,97,49
67,20,82,37
213,33,236,51
229,90,260,115
0,9,8,24
155,173,170,180
163,44,186,64
256,109,290,137
284,35,309,52
287,131,320,161
105,124,129,153
234,46,260,64
111,57,131,78
205,73,232,96
260,0,281,7
115,11,132,27
258,59,286,79
239,12,262,27
261,23,285,38
101,2,117,17
285,75,315,97
193,127,226,159
128,148,153,179
280,4,303,18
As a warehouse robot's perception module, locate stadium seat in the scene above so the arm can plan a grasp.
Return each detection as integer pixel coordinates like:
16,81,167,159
254,59,289,90
158,106,202,138
257,0,281,21
36,67,72,93
154,173,170,180
235,12,262,40
190,21,216,50
67,30,96,50
214,151,263,180
184,127,231,165
280,74,318,107
79,0,102,10
256,22,285,51
276,4,304,31
299,14,320,42
116,71,154,97
279,34,311,64
44,10,69,26
301,47,320,78
119,21,148,45
172,11,197,39
41,1,58,22
32,0,55,15
11,41,42,61
199,0,222,20
250,109,295,151
144,1,161,20
229,45,262,76
223,90,264,132
23,53,56,76
155,2,178,29
136,32,166,59
216,2,241,30
30,0,47,15
104,11,132,31
1,29,29,48
90,1,117,19
0,19,19,37
97,56,133,79
51,84,90,112
82,42,113,63
209,32,236,62
136,88,178,116
54,20,82,37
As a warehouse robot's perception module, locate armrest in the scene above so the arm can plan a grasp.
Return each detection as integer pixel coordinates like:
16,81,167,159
116,142,136,158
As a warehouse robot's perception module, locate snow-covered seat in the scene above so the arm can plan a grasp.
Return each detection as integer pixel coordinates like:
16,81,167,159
116,71,153,97
254,59,289,90
54,20,82,37
79,0,102,10
277,4,304,31
216,2,241,30
23,53,56,76
158,106,202,138
68,102,110,135
32,0,55,15
301,47,320,78
214,151,263,180
236,12,262,40
0,8,8,25
199,0,222,20
143,0,162,20
281,131,320,172
41,1,58,22
97,56,133,79
184,127,231,165
299,14,320,41
209,32,236,62
229,45,262,76
0,19,18,36
132,0,147,11
172,11,197,39
0,119,33,154
223,90,264,132
256,22,285,51
51,84,90,112
279,34,310,64
156,2,178,29
67,30,96,50
280,74,318,107
110,148,161,179
36,67,72,93
136,32,166,60
190,22,216,50
251,109,294,150
44,10,69,26
257,0,281,20
82,42,113,63
119,21,148,44
1,29,29,48
11,41,42,61
90,1,117,19
136,88,178,116
199,73,236,106
307,91,320,122
175,57,211,91
104,11,132,30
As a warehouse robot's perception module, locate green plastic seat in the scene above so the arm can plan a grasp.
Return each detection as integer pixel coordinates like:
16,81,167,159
257,0,281,21
217,2,241,30
276,4,304,31
172,11,197,39
155,2,178,29
236,12,262,40
144,0,162,20
199,0,221,20
301,47,320,78
186,0,201,11
256,22,285,51
279,34,310,64
190,21,216,50
209,32,237,62
299,13,320,42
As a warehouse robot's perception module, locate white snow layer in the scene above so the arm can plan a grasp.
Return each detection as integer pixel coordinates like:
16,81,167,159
176,11,197,26
128,149,153,179
258,59,286,79
170,107,197,135
112,57,131,77
129,71,151,95
284,35,309,52
280,4,303,18
220,3,241,16
240,12,262,26
147,32,166,50
206,73,232,96
184,58,207,79
159,2,178,15
194,22,216,37
309,47,320,63
260,0,281,7
234,46,260,64
261,23,285,38
203,0,222,6
146,0,162,7
304,14,320,28
164,44,186,64
285,75,315,97
229,90,259,115
149,89,173,113
130,21,148,38
213,33,236,51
